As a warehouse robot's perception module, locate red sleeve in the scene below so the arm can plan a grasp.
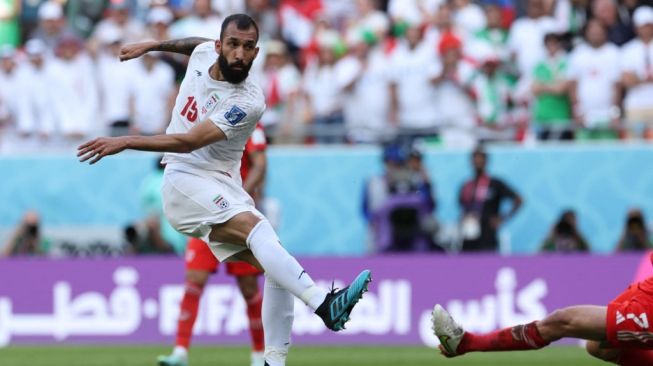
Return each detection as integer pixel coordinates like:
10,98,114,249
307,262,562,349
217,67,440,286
246,123,267,154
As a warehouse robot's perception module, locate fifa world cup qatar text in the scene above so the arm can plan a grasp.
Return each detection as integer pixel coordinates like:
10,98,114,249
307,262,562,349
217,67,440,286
78,14,371,366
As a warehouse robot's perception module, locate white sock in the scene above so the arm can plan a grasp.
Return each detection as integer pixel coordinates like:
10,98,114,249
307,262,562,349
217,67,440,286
247,220,327,310
262,275,294,366
251,351,264,366
172,345,187,359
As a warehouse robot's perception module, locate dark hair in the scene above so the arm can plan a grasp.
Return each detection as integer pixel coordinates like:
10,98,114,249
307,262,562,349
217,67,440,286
472,145,487,159
627,210,646,230
220,14,259,42
543,33,561,44
582,18,607,38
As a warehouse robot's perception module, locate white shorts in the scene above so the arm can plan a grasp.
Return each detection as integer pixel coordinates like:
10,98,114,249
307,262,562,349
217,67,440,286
162,162,264,261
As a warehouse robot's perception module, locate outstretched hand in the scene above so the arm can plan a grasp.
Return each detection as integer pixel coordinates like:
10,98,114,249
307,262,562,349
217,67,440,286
119,41,156,61
78,137,128,164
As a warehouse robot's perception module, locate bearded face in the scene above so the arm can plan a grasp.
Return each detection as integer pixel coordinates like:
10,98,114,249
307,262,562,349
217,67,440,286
217,51,253,84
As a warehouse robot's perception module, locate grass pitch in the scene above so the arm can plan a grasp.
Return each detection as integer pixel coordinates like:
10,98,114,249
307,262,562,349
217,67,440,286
0,345,606,365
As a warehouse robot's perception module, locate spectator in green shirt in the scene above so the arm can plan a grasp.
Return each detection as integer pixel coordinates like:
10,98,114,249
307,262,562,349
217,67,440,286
531,33,573,140
0,0,20,47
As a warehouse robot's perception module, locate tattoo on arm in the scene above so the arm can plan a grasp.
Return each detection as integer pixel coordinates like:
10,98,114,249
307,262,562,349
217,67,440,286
152,37,213,55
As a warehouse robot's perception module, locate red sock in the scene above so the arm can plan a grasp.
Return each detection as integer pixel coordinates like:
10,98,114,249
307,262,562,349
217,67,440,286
246,290,265,352
618,349,653,366
175,281,203,349
457,321,550,354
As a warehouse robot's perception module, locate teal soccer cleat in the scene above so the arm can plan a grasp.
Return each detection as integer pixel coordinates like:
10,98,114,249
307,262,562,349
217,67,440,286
314,269,372,331
157,354,188,366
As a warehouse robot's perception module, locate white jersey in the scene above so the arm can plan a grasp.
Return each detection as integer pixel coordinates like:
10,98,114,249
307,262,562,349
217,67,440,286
162,42,266,176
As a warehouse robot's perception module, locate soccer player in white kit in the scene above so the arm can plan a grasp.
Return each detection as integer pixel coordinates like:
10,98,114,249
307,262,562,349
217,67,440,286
78,14,372,366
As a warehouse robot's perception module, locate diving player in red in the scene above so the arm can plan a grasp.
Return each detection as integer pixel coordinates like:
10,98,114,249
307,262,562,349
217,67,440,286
432,253,653,365
158,123,268,366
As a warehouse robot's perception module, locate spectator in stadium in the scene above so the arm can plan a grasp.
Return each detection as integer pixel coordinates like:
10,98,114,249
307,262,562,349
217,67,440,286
363,143,438,253
388,20,442,141
507,0,559,84
451,0,487,37
339,32,391,143
130,51,176,135
145,6,188,83
277,0,323,52
212,0,246,15
466,43,514,141
387,0,440,28
146,6,175,42
591,0,636,46
301,29,346,143
17,39,55,141
553,0,589,42
458,146,522,252
90,1,145,45
471,4,510,62
531,33,573,140
567,18,621,140
620,6,653,139
349,0,390,45
0,0,20,47
30,1,77,52
2,211,50,256
245,0,281,39
48,36,98,142
616,208,653,251
434,32,478,147
0,46,23,130
258,40,301,143
96,25,136,136
424,4,460,49
540,209,590,252
170,0,223,39
246,0,280,40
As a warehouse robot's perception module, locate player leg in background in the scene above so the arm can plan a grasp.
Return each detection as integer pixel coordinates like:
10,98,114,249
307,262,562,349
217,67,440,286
158,269,211,366
228,263,265,366
211,213,371,366
158,238,217,366
432,304,607,357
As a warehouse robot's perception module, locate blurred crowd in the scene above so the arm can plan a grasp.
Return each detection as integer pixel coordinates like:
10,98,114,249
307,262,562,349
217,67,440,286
2,0,653,151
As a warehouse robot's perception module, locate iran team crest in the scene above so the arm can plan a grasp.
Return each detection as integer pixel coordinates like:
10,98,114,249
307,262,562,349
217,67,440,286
213,195,230,209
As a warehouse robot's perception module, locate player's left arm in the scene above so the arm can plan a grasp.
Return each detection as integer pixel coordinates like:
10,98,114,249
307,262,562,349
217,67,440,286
77,120,225,164
119,37,213,61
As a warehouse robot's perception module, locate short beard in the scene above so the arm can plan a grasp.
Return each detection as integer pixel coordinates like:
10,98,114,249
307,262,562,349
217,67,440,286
217,53,251,84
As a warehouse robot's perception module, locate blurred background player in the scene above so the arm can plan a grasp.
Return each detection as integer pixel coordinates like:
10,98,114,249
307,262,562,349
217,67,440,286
432,253,653,365
158,123,268,366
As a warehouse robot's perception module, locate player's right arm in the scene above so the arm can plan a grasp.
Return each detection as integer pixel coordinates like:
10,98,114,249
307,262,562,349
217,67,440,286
119,37,213,61
77,120,225,164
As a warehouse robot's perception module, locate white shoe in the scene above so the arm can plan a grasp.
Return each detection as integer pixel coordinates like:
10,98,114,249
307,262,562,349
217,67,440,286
250,351,265,366
431,304,465,357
